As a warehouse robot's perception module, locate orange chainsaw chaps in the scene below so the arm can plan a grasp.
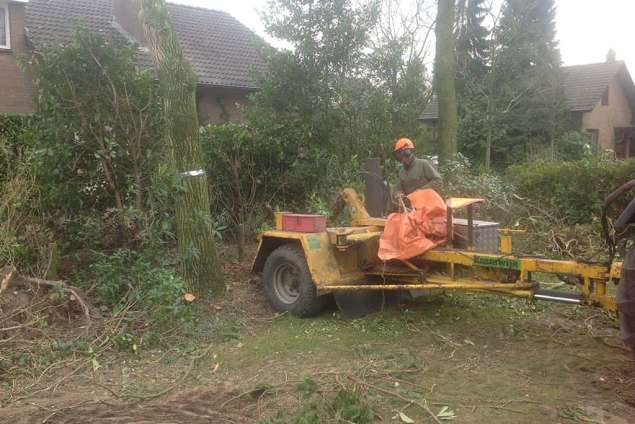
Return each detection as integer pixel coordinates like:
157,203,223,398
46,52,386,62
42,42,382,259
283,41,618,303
378,189,448,261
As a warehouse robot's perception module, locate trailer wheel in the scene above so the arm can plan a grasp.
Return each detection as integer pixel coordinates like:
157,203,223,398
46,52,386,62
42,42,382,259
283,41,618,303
263,244,328,317
618,249,635,360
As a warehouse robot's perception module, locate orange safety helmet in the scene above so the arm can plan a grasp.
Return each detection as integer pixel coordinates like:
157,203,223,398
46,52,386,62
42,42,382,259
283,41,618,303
394,138,415,152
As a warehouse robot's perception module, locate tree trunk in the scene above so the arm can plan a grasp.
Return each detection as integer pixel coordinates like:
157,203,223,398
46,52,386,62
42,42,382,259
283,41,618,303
485,96,493,171
237,221,246,261
485,118,493,171
435,0,458,164
138,0,224,295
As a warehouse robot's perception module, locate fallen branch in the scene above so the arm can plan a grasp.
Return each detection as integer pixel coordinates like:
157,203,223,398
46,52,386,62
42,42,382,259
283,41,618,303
0,266,91,322
348,375,442,424
0,267,16,295
124,342,216,402
0,319,41,332
40,400,101,424
21,275,91,322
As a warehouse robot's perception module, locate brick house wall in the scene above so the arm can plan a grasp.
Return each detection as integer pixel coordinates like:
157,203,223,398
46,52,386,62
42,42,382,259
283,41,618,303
1,0,262,122
0,1,34,114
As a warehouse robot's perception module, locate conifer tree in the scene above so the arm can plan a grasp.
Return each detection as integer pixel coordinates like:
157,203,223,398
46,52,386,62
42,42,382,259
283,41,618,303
492,0,567,162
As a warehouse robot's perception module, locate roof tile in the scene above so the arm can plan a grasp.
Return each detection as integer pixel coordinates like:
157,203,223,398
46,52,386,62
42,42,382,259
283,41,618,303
25,0,267,89
420,61,633,120
562,61,627,111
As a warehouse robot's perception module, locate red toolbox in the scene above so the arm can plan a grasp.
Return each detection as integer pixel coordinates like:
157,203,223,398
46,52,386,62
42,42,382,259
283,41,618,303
280,213,327,233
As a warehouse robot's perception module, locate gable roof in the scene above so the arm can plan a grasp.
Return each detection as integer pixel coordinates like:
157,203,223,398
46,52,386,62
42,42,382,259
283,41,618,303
562,61,630,112
420,61,635,120
24,0,267,89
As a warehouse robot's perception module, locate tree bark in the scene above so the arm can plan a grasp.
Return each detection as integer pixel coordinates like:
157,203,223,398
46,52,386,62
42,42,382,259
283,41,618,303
435,0,458,164
138,0,224,295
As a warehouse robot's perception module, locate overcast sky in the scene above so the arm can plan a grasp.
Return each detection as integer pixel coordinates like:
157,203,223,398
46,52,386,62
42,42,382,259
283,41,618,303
170,0,635,72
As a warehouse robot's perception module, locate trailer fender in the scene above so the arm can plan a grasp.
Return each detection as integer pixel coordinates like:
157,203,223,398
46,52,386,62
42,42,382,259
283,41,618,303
252,236,301,274
252,231,362,288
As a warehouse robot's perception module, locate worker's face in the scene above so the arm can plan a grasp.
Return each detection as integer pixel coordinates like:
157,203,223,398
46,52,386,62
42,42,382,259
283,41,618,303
395,148,414,166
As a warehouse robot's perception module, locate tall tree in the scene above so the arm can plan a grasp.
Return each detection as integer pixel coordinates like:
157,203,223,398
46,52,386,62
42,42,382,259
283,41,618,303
455,0,490,162
435,0,458,163
368,0,435,142
492,0,566,163
456,0,489,82
257,0,380,157
138,0,224,295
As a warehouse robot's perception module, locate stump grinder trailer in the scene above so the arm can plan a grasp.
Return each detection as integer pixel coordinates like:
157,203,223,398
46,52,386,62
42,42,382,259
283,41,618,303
252,183,635,358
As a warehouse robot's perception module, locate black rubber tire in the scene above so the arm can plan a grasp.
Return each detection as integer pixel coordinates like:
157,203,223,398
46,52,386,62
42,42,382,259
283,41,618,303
262,244,329,318
618,248,635,360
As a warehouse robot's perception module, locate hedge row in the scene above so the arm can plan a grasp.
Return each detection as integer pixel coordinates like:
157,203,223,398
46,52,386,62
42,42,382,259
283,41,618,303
508,157,635,224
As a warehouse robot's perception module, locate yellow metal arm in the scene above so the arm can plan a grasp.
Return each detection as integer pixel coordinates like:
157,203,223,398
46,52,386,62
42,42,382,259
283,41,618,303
340,188,386,227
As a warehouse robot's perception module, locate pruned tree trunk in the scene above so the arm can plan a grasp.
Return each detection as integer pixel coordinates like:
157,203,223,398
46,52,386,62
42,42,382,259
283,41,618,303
435,0,458,164
138,0,224,295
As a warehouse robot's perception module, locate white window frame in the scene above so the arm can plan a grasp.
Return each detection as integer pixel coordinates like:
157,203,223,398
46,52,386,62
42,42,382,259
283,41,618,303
0,2,10,50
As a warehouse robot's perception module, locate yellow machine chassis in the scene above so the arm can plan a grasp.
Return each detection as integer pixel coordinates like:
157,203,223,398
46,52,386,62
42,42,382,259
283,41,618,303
252,189,622,313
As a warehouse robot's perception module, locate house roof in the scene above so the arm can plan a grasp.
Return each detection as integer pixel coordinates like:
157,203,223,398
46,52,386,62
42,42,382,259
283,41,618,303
562,61,630,112
420,95,439,121
24,0,267,89
420,61,635,120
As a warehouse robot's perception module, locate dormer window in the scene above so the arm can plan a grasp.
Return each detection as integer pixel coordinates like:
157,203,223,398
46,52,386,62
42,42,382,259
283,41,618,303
0,3,10,49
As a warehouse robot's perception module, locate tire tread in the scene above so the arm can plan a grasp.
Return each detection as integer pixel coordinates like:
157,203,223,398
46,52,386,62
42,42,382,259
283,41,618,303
262,244,328,318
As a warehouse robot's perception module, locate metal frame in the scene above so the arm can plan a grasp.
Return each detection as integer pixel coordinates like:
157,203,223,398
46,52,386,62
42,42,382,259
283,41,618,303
0,2,10,50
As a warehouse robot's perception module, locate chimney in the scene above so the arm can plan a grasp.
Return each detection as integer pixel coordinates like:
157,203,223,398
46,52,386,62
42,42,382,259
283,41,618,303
606,49,617,63
112,0,144,44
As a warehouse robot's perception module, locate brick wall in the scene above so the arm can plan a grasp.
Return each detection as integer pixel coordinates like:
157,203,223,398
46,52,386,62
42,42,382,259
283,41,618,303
0,2,34,114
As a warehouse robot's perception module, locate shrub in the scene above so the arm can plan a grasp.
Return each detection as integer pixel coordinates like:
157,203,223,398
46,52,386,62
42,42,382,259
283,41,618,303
200,123,367,253
25,29,164,221
0,114,53,275
508,157,635,224
556,131,593,161
440,155,516,224
86,249,192,331
201,123,288,255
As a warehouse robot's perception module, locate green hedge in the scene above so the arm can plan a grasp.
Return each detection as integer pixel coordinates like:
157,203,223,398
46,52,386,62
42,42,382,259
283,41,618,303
508,157,635,224
0,113,34,140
